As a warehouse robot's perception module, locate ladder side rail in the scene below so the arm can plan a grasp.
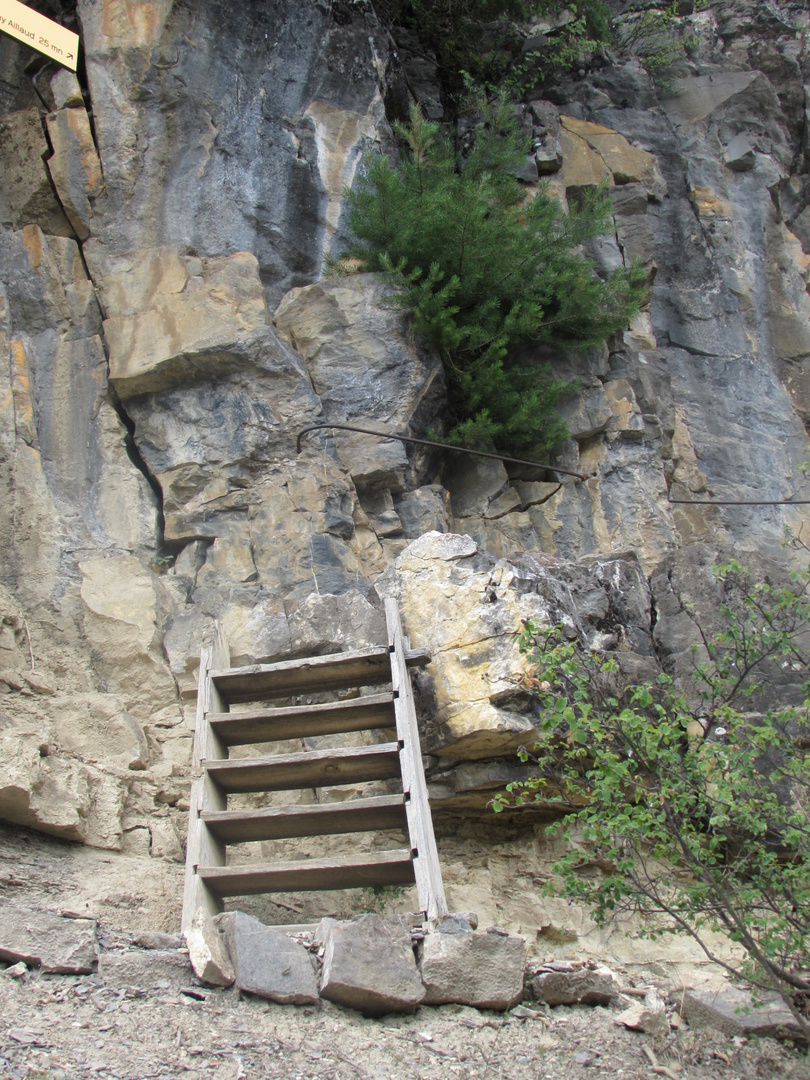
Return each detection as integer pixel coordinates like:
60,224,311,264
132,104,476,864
182,774,226,930
183,620,230,931
384,598,448,922
193,621,230,767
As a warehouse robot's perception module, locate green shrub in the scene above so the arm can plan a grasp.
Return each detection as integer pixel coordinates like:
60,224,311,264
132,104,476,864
493,560,810,1035
345,99,645,457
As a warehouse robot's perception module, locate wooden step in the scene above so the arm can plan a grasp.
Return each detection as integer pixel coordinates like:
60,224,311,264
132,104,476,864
204,743,402,794
210,645,430,705
198,850,416,897
202,794,408,843
208,693,396,747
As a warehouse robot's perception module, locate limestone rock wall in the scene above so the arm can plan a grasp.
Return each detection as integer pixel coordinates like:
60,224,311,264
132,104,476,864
1,0,810,942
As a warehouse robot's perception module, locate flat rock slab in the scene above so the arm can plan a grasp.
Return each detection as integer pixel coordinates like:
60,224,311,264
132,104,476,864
532,966,617,1007
99,950,191,989
0,900,97,974
680,988,806,1042
319,913,424,1015
421,927,526,1011
215,910,318,1005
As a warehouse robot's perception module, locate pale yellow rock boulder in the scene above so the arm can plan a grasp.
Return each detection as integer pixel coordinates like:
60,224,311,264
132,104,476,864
88,247,269,397
46,107,104,240
52,693,149,771
560,117,666,199
79,556,177,718
0,721,128,849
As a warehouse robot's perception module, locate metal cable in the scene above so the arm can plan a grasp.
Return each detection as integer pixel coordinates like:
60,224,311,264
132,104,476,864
668,497,810,506
297,425,810,504
296,423,588,481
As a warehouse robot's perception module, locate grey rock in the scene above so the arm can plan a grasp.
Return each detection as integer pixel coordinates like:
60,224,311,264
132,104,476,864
0,900,97,974
724,133,756,171
484,488,523,520
134,931,184,951
274,275,445,493
660,70,762,127
573,1050,598,1065
395,486,449,538
100,950,191,989
374,509,403,537
512,154,540,183
680,988,805,1042
319,914,425,1015
514,481,561,509
45,107,103,241
215,911,318,1004
531,966,617,1006
559,385,613,441
529,102,563,173
0,111,73,235
445,456,509,519
420,927,526,1010
78,0,391,304
610,182,648,217
437,913,477,934
2,962,28,978
50,70,84,109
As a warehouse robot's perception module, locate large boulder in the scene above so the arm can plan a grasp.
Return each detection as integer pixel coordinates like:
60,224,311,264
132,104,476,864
318,914,425,1015
274,275,445,493
215,911,319,1005
420,926,526,1010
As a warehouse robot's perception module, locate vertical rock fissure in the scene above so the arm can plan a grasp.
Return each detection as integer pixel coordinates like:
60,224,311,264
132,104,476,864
105,383,176,563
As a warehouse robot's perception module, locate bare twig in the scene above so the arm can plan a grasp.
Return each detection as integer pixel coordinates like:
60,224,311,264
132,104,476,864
642,1044,681,1079
22,619,34,671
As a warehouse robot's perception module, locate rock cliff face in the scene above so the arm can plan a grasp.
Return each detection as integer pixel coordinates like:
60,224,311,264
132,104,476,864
2,0,810,947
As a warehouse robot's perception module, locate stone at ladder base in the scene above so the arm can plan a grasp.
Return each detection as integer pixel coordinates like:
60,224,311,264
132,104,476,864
0,900,97,974
185,908,235,987
318,914,425,1015
532,964,617,1007
420,926,526,1011
214,911,318,1004
680,987,806,1042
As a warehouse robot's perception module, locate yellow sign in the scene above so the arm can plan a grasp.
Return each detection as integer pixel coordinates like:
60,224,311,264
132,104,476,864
0,0,79,70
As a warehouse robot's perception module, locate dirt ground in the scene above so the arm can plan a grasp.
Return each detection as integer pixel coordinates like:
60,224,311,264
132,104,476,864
2,952,810,1080
3,825,810,1080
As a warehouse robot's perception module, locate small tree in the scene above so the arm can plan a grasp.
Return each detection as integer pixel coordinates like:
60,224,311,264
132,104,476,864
494,560,810,1036
344,99,646,458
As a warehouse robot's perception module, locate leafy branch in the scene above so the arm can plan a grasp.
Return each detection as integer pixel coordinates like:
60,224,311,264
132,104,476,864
493,561,810,1036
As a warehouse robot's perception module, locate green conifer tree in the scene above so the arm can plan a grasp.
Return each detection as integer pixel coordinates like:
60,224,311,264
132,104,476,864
345,99,646,457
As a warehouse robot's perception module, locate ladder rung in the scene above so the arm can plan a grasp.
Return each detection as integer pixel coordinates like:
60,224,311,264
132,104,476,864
207,693,396,747
204,743,402,794
210,646,430,705
199,850,416,896
202,794,408,843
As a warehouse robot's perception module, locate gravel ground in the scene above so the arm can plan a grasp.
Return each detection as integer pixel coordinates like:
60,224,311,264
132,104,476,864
2,955,810,1080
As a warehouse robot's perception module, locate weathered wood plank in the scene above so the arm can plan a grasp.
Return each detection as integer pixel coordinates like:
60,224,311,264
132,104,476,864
385,598,448,922
193,621,230,768
202,793,408,843
182,774,226,931
183,622,231,930
210,646,430,705
199,849,416,896
204,743,402,794
208,693,396,746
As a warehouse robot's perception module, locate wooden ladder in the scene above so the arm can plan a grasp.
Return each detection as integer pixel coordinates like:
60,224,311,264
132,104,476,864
182,599,448,931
